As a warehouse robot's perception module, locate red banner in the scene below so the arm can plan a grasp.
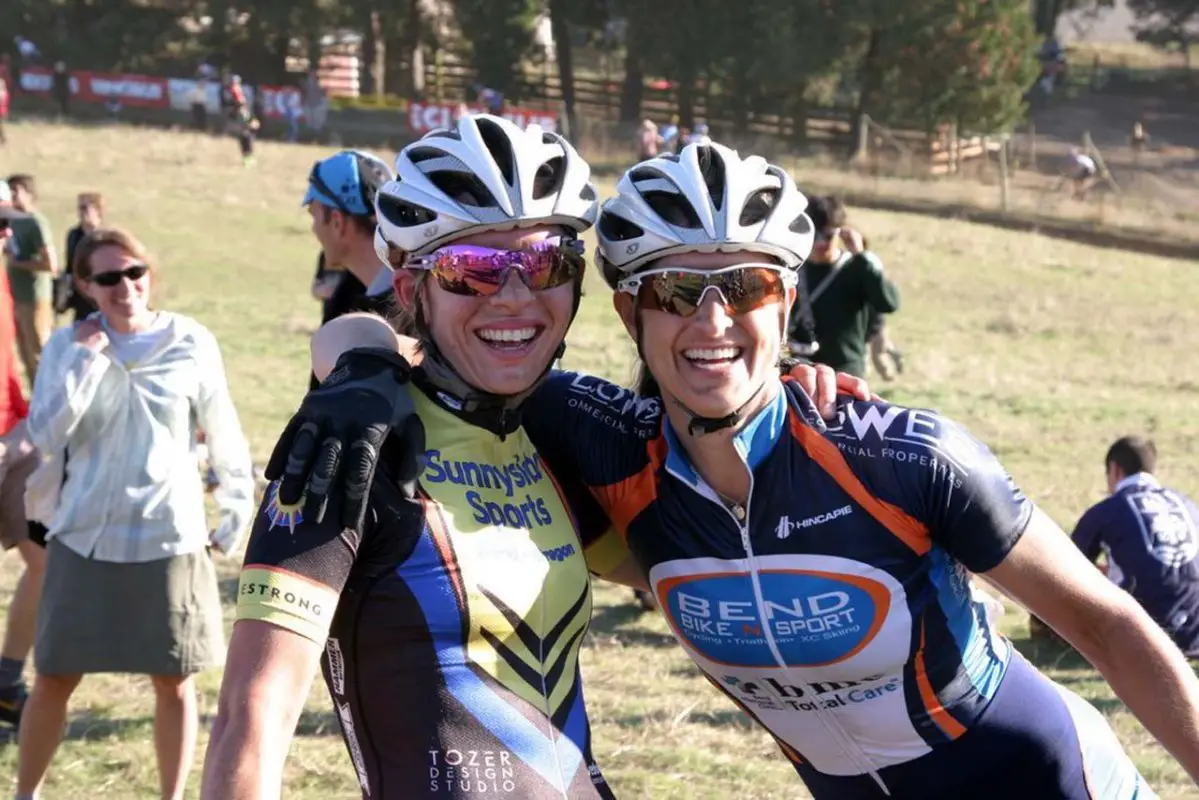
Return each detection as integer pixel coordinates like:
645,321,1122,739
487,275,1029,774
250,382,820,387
18,67,306,117
19,67,168,108
256,85,303,119
408,101,557,134
16,66,552,131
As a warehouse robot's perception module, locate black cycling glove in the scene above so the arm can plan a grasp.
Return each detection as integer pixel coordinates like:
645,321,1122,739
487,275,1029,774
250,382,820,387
264,348,425,530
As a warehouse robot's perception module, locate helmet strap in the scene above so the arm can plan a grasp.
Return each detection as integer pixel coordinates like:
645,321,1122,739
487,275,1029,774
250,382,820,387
409,272,582,432
633,308,767,438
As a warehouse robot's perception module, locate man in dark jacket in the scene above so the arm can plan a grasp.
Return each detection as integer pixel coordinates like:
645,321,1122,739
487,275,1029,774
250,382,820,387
788,196,900,378
1071,436,1199,656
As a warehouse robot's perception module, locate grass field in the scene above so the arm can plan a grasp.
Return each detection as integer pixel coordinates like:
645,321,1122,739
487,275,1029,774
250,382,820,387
1,120,1198,798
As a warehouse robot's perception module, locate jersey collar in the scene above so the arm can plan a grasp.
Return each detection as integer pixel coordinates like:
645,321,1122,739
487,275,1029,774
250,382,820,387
662,379,788,487
1115,472,1159,494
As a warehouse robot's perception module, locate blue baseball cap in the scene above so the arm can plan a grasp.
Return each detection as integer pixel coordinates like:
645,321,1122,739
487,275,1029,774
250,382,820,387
302,150,392,218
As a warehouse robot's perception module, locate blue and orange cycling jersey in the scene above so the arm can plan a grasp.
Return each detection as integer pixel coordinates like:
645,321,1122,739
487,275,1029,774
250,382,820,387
524,372,1154,799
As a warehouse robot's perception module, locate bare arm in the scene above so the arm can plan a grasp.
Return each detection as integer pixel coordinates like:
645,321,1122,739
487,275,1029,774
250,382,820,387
201,621,324,800
310,312,417,382
10,245,57,274
986,507,1199,781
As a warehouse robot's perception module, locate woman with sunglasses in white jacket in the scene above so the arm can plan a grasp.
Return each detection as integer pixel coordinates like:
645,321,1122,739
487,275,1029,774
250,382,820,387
18,228,254,800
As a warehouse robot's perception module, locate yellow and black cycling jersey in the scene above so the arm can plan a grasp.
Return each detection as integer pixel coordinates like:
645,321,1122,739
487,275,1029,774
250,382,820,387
237,384,621,799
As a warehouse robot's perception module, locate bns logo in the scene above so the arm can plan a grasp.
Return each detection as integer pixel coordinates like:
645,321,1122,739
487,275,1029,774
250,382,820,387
662,572,888,668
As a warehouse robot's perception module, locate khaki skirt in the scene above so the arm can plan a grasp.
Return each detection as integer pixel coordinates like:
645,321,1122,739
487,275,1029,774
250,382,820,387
35,538,224,676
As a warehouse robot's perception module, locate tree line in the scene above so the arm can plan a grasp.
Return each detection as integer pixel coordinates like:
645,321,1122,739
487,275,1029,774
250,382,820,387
1,0,1193,137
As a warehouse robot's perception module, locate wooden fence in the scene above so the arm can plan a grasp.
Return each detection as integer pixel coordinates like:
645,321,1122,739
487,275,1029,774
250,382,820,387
418,53,995,174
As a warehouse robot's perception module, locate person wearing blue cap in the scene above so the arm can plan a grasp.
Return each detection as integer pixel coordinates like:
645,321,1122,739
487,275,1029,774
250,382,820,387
302,150,394,389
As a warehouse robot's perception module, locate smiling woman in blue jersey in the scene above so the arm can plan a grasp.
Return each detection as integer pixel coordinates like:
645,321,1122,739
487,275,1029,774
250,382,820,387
287,141,1199,799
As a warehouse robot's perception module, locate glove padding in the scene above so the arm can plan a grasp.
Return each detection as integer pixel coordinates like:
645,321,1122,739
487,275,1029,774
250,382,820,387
265,347,424,531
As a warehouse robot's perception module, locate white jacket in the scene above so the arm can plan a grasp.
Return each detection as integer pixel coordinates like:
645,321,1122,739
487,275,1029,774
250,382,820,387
26,312,254,562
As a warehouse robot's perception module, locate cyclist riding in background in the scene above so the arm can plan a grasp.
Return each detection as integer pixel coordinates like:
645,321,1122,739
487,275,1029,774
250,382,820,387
281,141,1199,799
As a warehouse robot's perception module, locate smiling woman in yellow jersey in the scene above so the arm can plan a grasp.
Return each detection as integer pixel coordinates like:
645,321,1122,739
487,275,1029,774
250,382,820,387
234,370,620,799
203,115,626,800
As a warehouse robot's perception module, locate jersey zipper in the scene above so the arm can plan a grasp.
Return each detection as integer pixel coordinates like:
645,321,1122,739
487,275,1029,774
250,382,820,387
667,454,892,795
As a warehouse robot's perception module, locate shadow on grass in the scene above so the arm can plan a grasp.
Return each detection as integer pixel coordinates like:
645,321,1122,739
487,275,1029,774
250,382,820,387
0,707,343,750
294,708,341,738
610,707,756,732
1010,633,1092,673
1009,632,1198,716
0,713,161,747
587,602,677,649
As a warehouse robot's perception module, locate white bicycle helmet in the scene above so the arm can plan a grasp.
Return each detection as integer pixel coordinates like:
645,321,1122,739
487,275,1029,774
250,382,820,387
596,142,814,289
374,113,598,264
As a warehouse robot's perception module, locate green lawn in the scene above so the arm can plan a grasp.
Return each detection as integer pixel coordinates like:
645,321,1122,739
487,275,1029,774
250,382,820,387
0,120,1197,798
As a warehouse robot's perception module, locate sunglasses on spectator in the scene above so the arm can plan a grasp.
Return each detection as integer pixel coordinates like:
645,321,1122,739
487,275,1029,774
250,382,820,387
89,264,150,287
406,237,585,297
617,264,796,318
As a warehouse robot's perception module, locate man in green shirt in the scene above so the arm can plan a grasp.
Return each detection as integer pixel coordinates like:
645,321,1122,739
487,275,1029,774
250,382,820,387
788,195,900,378
5,175,57,383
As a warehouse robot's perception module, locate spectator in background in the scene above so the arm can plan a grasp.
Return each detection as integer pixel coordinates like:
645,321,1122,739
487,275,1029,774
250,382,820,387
1131,118,1148,153
303,70,328,139
14,37,39,66
1069,436,1199,657
250,82,266,126
188,71,209,132
0,183,40,731
674,126,689,154
309,251,341,315
787,195,900,379
659,116,679,153
0,67,9,145
17,228,254,800
51,62,69,117
234,105,259,168
217,70,232,134
302,150,394,388
56,192,103,322
1067,146,1097,200
283,99,300,143
5,175,57,384
686,122,712,146
865,306,904,380
472,83,504,115
227,74,246,121
636,119,663,160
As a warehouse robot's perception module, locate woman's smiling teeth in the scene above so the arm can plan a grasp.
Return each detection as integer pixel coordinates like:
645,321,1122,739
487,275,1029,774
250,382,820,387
683,346,742,365
477,327,540,350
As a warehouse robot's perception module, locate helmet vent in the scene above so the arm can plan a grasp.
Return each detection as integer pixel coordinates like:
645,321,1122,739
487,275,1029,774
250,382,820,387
643,190,702,229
